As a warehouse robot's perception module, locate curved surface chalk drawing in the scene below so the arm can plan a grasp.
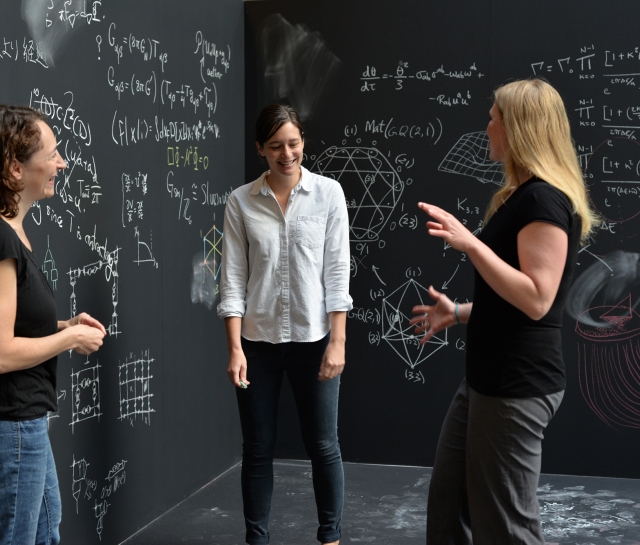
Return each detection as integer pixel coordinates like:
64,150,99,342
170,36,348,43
566,251,640,428
438,131,504,185
311,146,404,242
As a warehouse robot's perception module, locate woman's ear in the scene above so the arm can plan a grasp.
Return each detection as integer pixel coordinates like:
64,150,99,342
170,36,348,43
255,142,264,158
8,159,22,181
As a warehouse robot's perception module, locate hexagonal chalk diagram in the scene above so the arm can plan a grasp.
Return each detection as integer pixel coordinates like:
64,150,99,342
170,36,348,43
311,146,404,242
382,279,448,369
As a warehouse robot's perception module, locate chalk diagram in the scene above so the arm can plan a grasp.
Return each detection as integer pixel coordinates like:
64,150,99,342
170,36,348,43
311,146,404,242
118,350,155,426
438,132,503,185
68,246,120,337
134,226,158,268
70,455,127,540
191,221,223,309
71,455,96,513
42,235,58,290
566,250,640,428
94,499,109,541
382,279,448,369
70,358,101,433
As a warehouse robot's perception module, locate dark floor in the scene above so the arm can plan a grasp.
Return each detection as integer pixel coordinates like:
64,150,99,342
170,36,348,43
122,460,640,545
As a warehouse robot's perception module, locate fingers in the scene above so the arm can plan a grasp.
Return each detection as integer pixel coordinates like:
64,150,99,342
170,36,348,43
227,356,250,388
73,326,105,355
428,285,444,300
238,368,250,388
409,309,430,327
418,202,446,219
76,313,108,335
318,362,343,381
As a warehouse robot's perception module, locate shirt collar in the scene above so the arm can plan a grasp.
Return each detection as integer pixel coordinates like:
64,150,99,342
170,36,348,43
249,166,313,196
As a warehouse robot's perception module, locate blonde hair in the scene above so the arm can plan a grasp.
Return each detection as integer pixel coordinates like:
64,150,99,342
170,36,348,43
485,79,597,243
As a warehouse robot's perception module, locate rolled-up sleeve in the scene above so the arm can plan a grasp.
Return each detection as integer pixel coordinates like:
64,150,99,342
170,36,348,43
217,192,249,318
323,183,353,313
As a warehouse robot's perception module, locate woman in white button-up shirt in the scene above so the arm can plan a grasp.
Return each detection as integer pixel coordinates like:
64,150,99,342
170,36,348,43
218,104,353,545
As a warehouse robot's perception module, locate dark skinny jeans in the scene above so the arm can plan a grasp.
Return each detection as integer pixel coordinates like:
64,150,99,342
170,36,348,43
236,334,343,545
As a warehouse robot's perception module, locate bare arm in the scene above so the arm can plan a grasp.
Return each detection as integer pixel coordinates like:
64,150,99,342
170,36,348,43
0,258,106,374
224,316,248,387
318,311,346,381
419,202,568,320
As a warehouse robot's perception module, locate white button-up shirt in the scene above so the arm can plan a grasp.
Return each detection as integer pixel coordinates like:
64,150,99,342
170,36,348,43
217,166,353,343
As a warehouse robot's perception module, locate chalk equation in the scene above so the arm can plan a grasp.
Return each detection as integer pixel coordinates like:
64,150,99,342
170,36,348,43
360,60,483,92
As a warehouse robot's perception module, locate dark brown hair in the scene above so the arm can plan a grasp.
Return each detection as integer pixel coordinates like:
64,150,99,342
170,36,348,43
0,105,47,218
255,104,304,147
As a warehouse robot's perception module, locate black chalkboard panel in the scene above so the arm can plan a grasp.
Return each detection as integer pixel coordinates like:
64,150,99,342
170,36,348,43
245,0,640,479
0,1,243,543
245,0,493,468
491,0,640,481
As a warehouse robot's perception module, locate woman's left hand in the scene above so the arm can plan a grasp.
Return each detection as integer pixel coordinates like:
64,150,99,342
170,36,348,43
318,340,345,381
418,202,477,254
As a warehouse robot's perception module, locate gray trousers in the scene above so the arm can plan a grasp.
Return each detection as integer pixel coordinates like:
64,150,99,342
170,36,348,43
426,378,564,545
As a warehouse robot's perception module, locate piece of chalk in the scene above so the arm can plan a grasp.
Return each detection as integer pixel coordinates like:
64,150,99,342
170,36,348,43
239,380,247,389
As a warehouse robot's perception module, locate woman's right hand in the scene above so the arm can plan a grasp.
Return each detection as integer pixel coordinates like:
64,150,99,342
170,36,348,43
71,324,106,355
227,348,250,388
409,286,456,344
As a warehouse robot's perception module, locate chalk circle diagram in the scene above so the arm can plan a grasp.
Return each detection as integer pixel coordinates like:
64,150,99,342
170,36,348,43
382,279,447,369
311,147,404,242
438,131,504,185
566,250,640,428
585,137,640,223
191,222,223,309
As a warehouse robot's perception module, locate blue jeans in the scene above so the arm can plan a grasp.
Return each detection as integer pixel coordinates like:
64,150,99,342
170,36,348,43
237,335,343,545
0,416,61,545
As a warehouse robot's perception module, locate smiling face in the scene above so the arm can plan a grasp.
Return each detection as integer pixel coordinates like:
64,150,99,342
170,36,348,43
256,121,304,182
487,102,510,163
13,121,66,205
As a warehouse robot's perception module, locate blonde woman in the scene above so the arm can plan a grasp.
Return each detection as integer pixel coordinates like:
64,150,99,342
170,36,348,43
411,79,597,544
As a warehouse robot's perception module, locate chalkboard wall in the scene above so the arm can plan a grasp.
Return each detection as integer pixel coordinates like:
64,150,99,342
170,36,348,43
0,1,243,543
245,0,640,480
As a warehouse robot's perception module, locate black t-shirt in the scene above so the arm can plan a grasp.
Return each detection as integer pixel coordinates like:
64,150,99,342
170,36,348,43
0,219,59,420
466,177,581,397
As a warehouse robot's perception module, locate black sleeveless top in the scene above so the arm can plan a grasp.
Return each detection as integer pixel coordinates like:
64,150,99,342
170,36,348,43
0,219,58,420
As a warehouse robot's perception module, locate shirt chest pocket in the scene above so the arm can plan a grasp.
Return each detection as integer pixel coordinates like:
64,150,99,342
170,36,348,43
296,216,326,249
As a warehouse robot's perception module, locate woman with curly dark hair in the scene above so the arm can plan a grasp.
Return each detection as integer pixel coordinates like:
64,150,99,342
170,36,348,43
0,105,106,545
